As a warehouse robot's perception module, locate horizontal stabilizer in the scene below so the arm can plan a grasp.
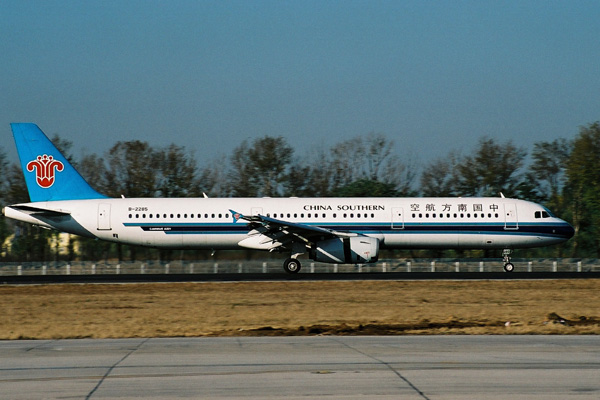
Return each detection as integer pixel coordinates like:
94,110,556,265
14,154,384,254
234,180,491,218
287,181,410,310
5,204,71,217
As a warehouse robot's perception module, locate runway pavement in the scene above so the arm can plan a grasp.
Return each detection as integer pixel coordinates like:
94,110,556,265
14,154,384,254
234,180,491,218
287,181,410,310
1,336,599,399
4,270,600,284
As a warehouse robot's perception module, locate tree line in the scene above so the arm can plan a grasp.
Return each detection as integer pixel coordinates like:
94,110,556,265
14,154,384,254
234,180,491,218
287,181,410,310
1,122,599,262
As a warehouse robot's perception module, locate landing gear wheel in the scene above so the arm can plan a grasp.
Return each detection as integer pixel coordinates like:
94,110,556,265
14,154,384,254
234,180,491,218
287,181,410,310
283,258,301,274
502,249,514,272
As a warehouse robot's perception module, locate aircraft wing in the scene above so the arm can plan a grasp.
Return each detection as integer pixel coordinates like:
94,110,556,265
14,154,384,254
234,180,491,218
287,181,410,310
230,209,354,250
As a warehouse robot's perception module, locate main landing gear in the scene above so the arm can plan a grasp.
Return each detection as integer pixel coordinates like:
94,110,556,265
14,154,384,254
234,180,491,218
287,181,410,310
283,258,302,274
284,245,305,274
503,249,514,272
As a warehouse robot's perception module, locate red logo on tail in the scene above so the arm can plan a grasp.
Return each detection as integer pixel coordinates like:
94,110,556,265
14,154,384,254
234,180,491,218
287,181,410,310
27,155,64,188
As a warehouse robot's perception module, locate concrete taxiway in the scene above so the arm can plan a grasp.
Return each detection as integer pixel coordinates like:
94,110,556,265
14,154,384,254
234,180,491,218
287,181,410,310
1,336,599,399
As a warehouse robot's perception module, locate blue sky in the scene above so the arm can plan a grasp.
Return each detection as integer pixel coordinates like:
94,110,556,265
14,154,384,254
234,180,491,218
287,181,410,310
1,1,599,167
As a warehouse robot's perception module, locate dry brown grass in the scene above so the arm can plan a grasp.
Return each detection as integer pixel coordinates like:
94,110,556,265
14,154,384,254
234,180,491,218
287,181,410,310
1,279,599,339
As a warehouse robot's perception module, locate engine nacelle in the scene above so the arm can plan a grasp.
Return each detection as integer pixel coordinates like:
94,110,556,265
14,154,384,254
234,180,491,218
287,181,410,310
310,236,379,264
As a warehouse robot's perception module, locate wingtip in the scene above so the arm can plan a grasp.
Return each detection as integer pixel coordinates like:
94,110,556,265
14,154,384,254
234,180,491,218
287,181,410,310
230,209,243,222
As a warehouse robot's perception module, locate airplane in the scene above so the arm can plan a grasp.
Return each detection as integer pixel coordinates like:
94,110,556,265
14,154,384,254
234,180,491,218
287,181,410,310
3,123,574,273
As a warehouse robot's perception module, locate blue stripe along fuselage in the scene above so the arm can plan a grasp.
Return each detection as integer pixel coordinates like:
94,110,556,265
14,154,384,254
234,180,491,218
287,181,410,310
124,222,574,239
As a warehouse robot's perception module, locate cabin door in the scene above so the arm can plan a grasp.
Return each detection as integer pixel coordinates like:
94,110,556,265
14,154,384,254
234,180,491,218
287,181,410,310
504,203,518,230
97,203,112,230
392,207,404,229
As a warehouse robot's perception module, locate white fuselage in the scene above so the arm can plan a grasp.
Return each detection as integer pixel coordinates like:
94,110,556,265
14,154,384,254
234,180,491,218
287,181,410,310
4,196,574,251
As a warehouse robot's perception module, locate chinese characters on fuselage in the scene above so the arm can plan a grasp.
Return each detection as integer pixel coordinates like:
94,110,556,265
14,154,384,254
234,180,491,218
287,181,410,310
411,203,499,212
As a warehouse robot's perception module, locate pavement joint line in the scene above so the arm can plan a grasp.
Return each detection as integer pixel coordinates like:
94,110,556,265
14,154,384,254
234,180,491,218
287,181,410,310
329,337,432,400
85,338,149,400
24,339,58,352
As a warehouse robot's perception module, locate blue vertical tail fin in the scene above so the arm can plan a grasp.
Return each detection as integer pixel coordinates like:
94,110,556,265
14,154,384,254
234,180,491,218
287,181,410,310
11,123,107,202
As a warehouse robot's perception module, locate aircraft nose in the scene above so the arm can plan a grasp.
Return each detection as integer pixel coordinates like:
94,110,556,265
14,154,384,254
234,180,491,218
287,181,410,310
562,223,575,239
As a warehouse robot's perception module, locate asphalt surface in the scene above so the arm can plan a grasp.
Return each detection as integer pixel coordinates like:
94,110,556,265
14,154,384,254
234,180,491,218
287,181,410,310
1,336,599,399
2,270,600,284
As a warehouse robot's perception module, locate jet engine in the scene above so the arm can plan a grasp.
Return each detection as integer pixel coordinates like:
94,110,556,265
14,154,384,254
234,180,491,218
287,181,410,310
310,236,379,264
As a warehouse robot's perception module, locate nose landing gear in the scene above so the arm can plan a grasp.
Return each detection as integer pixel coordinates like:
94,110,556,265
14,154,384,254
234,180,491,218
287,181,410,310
503,249,514,272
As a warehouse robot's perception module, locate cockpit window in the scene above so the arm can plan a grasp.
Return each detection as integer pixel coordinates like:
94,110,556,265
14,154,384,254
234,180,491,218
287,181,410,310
535,210,551,219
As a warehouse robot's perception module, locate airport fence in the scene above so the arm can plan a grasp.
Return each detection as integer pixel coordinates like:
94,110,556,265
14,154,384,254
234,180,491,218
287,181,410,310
0,258,599,276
